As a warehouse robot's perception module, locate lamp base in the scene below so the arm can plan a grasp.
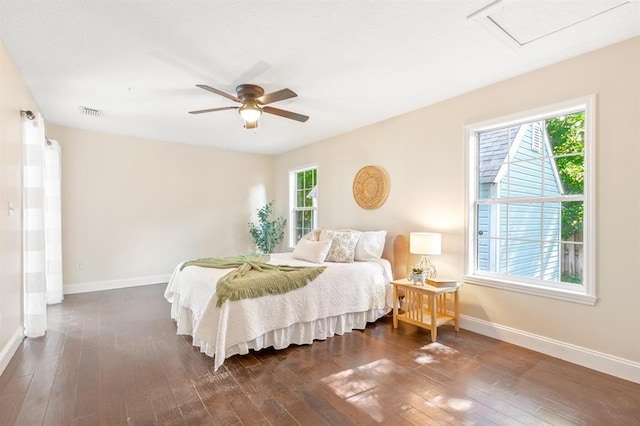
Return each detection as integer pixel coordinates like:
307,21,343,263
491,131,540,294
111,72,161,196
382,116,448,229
416,256,437,279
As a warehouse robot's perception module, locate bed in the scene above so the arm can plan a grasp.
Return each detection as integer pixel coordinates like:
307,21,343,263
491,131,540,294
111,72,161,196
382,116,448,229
164,233,408,370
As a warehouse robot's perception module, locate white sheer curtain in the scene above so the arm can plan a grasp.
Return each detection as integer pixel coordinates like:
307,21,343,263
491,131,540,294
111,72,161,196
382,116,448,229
22,112,63,338
44,139,63,304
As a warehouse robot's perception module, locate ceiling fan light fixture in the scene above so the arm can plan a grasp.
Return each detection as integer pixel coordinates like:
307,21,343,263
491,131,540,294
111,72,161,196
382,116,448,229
244,120,259,130
239,102,262,123
190,83,308,126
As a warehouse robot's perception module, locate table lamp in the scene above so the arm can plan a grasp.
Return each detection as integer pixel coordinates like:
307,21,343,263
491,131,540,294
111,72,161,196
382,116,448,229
409,232,441,279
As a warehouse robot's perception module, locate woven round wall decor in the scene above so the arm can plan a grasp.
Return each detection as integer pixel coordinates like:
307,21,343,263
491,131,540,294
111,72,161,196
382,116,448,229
352,165,390,210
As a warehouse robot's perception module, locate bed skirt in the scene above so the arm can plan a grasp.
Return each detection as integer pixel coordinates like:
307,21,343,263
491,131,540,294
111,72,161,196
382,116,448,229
173,304,390,369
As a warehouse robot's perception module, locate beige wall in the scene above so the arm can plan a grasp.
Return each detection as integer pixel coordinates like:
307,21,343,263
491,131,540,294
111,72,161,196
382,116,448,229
274,37,640,363
47,125,274,286
0,42,40,365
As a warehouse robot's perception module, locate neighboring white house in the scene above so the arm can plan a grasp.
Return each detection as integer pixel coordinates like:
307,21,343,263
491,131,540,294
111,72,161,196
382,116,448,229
477,122,564,281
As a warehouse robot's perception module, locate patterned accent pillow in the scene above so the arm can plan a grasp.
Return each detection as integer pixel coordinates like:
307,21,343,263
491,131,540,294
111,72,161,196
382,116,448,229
320,229,361,263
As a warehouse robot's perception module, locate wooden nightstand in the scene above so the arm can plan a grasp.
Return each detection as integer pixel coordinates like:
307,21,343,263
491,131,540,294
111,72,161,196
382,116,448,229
390,278,462,342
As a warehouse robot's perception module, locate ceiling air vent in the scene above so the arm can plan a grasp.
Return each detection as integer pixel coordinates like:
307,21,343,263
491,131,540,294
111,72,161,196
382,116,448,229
79,106,102,117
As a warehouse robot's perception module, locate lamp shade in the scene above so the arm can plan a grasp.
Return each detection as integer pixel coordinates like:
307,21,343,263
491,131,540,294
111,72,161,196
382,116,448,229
410,232,441,255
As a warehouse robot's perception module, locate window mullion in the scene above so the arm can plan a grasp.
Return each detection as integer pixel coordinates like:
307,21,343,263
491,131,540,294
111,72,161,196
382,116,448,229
478,195,583,205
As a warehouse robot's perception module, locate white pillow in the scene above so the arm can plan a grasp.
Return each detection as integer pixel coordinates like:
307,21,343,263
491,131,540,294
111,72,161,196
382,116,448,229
354,230,387,261
301,228,322,241
320,229,361,263
292,238,332,264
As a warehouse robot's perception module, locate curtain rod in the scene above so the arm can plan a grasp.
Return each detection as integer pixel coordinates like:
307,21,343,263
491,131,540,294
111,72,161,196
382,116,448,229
21,109,35,120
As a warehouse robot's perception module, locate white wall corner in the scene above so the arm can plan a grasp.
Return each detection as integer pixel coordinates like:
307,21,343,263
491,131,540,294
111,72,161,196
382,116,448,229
459,314,640,384
63,274,171,295
0,327,24,377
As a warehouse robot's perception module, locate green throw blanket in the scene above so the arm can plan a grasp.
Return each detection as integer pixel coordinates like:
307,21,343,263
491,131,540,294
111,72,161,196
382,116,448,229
181,254,326,307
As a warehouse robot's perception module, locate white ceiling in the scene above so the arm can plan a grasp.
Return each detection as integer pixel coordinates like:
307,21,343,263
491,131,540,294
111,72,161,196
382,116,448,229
1,0,638,155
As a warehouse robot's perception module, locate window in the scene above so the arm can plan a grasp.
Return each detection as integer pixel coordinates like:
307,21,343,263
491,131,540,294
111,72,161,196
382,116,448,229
465,97,595,305
289,166,318,247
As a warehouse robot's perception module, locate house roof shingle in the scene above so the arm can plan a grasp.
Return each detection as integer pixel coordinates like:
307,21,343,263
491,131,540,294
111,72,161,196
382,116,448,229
479,126,520,184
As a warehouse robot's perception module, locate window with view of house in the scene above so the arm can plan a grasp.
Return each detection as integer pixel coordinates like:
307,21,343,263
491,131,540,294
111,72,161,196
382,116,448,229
465,97,595,304
289,166,318,246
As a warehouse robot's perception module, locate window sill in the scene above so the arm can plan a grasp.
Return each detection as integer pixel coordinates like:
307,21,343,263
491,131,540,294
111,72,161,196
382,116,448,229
463,275,597,306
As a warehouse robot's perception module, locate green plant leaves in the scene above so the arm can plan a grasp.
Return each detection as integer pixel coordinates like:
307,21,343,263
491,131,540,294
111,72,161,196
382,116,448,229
248,201,287,254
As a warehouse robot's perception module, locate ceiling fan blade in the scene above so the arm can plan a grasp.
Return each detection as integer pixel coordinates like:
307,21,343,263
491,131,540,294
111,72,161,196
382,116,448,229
263,106,309,122
258,89,297,105
196,84,241,103
188,106,239,114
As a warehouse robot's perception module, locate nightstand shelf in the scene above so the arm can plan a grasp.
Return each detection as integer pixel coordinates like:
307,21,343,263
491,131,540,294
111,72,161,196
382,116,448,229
390,278,462,342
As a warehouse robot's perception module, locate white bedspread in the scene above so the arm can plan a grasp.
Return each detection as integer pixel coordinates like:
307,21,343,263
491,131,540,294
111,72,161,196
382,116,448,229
164,253,393,370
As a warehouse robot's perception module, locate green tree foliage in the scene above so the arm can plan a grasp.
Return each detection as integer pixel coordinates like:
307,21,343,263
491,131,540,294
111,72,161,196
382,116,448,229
546,112,584,239
248,201,286,254
297,168,316,208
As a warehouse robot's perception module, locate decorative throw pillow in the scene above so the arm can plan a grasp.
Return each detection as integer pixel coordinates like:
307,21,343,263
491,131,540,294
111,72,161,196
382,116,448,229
292,238,332,264
354,230,387,261
320,229,361,263
301,228,322,241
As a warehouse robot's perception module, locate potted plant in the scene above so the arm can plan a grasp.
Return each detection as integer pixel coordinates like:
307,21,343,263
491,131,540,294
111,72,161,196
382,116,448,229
248,201,286,254
410,266,426,285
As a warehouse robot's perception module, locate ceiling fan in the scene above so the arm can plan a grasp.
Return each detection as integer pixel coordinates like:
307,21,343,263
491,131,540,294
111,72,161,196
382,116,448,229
189,84,309,129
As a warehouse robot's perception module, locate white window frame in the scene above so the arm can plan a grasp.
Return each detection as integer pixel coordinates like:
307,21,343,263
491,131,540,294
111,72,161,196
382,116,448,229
288,164,318,248
464,96,596,305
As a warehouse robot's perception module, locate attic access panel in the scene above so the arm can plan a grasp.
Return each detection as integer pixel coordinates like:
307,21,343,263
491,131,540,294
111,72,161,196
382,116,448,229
471,0,630,46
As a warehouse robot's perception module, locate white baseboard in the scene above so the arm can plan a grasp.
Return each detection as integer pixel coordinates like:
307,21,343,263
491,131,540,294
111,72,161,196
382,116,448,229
459,315,640,384
0,327,24,376
63,274,171,295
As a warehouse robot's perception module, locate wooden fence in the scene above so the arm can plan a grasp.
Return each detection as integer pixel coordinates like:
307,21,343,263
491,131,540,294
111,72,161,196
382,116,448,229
562,233,583,282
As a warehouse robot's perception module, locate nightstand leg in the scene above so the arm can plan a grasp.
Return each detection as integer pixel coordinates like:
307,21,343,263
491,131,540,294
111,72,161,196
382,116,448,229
392,284,398,329
430,294,437,342
454,289,460,332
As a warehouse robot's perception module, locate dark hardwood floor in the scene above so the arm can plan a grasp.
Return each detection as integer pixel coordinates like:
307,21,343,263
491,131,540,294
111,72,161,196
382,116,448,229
0,284,638,425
